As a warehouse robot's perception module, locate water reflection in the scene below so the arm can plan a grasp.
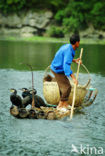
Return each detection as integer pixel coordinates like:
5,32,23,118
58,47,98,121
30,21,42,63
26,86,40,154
0,41,105,76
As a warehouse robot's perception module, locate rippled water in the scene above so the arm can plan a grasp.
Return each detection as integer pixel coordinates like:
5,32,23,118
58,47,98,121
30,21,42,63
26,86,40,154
0,41,105,156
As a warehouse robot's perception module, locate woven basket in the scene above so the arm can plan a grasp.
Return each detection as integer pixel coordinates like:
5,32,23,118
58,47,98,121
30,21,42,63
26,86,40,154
43,64,91,107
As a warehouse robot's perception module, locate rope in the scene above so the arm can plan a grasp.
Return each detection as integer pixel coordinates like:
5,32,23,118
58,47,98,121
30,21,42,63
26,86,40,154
81,64,91,80
44,65,51,77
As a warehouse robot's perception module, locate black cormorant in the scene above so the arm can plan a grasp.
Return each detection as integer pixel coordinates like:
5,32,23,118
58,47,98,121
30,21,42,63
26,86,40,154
20,88,56,108
20,88,46,108
21,88,37,98
10,88,23,108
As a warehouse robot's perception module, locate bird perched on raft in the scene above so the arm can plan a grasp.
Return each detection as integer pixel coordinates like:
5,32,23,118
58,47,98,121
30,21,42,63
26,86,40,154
21,88,37,98
20,88,45,108
10,88,23,108
10,88,56,109
20,88,56,108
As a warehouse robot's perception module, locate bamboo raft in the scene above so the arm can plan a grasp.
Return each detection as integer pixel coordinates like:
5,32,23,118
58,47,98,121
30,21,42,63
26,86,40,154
10,106,72,120
10,64,98,120
10,86,97,120
10,84,98,120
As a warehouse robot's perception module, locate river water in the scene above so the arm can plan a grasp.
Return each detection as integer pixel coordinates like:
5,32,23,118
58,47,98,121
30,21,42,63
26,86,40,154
0,40,105,156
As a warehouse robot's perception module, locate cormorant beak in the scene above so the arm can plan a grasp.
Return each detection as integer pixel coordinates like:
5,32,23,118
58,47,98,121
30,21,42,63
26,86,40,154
19,88,28,92
10,89,15,93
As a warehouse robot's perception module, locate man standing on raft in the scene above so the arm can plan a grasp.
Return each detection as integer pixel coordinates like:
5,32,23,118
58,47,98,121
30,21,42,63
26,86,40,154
51,34,82,112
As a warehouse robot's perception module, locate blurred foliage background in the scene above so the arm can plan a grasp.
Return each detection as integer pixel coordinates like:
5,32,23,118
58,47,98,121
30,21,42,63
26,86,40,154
0,0,105,36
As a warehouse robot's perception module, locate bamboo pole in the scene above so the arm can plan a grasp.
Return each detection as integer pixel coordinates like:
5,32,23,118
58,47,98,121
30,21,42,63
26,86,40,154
20,63,35,108
31,69,35,108
70,48,83,120
26,64,35,108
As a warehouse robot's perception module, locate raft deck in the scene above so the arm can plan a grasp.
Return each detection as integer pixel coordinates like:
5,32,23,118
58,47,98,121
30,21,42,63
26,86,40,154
10,106,72,120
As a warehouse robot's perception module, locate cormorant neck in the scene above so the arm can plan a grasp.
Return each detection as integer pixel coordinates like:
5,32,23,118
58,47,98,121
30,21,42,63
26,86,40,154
14,90,17,94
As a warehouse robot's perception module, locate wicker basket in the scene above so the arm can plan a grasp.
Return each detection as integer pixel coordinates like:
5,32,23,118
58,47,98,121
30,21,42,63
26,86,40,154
43,64,91,107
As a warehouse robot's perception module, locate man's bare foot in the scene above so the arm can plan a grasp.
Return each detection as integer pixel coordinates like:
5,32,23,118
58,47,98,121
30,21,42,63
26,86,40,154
57,101,69,110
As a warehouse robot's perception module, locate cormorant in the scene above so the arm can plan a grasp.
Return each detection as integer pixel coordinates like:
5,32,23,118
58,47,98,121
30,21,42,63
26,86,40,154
10,88,23,108
21,88,37,98
20,88,47,108
20,88,56,108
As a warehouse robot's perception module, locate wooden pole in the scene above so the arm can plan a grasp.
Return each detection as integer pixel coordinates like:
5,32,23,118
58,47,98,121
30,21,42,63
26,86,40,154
20,63,35,108
70,48,83,120
26,64,35,108
31,70,35,108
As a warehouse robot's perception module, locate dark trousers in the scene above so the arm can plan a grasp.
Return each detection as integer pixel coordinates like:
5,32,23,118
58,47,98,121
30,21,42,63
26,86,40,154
51,70,71,101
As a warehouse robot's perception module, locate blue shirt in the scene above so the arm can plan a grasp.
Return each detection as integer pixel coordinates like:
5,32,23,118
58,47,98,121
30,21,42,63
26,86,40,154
51,44,75,76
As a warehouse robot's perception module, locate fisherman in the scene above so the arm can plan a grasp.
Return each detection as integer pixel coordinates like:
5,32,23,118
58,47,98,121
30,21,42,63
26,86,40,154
51,34,82,112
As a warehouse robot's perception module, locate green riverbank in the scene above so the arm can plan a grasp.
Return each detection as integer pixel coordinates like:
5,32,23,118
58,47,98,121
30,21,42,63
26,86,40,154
0,36,105,44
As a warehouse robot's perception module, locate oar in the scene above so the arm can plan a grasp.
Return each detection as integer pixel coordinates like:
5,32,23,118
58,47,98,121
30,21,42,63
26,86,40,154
70,48,83,120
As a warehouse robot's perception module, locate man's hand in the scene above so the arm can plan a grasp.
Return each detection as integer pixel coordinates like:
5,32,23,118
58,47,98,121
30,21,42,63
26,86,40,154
71,74,78,85
75,58,82,64
73,78,78,85
73,58,82,64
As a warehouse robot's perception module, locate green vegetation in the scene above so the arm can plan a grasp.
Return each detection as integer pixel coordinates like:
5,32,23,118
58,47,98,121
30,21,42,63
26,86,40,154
1,36,105,45
54,0,105,33
0,0,105,35
47,26,64,38
0,0,67,13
